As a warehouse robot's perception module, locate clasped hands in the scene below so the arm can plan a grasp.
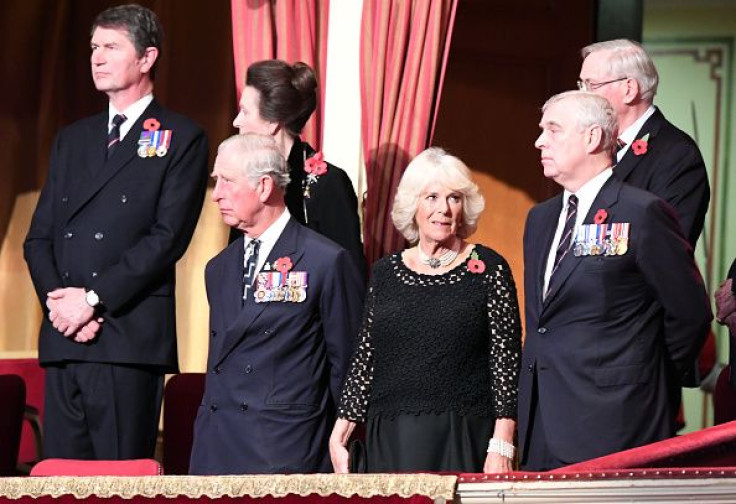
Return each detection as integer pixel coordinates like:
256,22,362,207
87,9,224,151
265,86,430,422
715,278,736,334
46,287,104,343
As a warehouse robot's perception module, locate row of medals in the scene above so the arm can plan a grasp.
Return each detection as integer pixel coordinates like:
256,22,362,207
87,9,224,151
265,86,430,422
573,235,629,257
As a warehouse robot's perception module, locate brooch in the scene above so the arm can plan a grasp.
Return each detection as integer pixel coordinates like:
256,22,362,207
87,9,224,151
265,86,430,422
303,151,328,199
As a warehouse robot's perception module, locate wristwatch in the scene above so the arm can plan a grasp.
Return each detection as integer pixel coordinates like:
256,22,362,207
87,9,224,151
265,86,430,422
85,289,101,308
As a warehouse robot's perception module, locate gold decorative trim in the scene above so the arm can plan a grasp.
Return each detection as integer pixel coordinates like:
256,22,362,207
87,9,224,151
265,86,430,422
0,474,457,500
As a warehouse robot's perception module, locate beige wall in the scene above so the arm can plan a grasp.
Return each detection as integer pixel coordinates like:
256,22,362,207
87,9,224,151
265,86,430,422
0,188,226,373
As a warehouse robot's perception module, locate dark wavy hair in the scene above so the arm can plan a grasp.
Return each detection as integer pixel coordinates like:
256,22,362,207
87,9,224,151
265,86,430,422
246,60,318,137
92,4,163,79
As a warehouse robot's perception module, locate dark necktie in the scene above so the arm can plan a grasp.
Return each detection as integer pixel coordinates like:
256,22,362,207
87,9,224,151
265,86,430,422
242,239,261,303
546,194,578,297
107,114,127,158
616,137,626,153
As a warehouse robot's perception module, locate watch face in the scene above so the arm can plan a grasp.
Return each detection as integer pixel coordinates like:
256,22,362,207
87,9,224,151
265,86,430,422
86,290,100,307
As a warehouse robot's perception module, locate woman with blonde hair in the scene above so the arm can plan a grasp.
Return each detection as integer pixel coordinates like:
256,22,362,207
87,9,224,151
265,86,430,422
329,147,521,473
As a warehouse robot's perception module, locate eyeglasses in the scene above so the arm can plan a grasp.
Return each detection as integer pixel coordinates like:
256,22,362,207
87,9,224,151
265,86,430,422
576,77,628,91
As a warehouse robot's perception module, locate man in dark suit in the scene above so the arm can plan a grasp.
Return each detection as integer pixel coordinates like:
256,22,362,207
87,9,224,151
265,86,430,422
578,39,709,249
23,5,208,459
518,91,711,471
189,134,363,474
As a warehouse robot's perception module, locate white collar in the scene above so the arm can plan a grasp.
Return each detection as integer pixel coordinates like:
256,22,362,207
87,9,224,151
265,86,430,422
619,105,656,146
108,94,154,141
564,167,614,228
244,208,291,275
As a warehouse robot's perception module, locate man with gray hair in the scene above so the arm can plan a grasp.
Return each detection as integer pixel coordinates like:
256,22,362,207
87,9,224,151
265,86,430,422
578,39,709,248
189,134,364,474
517,91,711,470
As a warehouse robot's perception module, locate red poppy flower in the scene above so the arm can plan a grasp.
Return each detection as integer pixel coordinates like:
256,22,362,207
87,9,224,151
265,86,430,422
305,151,328,176
143,118,161,131
274,256,293,274
631,139,648,156
468,259,486,274
594,209,608,224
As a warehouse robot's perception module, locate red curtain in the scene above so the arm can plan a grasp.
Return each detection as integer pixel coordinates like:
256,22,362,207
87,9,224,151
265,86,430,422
231,0,330,149
360,0,458,264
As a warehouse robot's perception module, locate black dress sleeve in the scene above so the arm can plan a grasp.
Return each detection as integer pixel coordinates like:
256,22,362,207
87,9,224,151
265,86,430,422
337,279,377,422
486,253,522,419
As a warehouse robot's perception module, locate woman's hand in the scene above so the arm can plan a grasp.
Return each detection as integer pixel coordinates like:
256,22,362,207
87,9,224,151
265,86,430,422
484,417,516,474
330,418,356,473
483,452,513,473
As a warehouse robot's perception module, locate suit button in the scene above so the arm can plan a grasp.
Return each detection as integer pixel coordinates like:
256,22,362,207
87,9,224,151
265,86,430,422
210,404,218,412
213,367,221,374
91,272,98,278
62,271,70,279
61,196,68,203
528,364,534,373
64,232,73,239
538,327,547,334
120,194,128,203
244,365,253,374
264,329,272,335
210,330,216,338
94,232,104,241
240,402,249,411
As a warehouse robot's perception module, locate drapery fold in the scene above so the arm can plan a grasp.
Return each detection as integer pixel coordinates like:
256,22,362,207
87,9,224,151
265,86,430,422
231,0,330,148
360,0,458,265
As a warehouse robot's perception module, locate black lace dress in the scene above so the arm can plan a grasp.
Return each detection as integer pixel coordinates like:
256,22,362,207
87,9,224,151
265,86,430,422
337,245,522,472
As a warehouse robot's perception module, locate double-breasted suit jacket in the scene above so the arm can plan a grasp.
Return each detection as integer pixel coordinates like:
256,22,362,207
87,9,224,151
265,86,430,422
615,108,709,248
518,177,711,465
24,100,209,370
189,218,364,475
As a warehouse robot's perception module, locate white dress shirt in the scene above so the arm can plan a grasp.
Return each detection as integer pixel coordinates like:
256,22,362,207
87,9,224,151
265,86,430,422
244,208,292,278
616,105,656,163
543,168,614,295
108,94,154,141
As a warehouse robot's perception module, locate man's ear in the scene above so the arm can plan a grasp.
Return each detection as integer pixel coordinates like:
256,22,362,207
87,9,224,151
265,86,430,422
258,175,275,202
585,125,604,154
621,77,640,105
139,47,159,75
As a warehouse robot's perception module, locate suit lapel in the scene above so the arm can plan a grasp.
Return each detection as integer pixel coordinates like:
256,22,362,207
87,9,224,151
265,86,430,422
215,218,305,366
614,107,665,182
533,198,563,309
542,177,622,311
66,100,164,223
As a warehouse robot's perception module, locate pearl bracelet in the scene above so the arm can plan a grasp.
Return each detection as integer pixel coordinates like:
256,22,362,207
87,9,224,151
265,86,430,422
487,438,515,459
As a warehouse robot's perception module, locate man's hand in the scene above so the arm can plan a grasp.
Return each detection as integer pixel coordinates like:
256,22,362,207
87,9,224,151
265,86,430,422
74,317,104,343
46,287,95,336
716,279,736,324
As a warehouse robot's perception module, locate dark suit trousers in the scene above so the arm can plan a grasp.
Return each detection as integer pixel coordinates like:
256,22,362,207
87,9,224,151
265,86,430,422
44,362,164,459
521,371,568,471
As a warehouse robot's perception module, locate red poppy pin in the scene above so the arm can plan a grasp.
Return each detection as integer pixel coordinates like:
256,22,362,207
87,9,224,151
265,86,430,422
631,133,649,156
594,209,608,224
304,151,328,176
143,118,161,131
274,256,293,274
467,250,486,274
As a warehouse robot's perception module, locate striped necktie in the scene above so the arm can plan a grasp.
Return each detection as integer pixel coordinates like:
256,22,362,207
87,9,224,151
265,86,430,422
546,194,578,297
242,239,261,304
107,114,127,158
